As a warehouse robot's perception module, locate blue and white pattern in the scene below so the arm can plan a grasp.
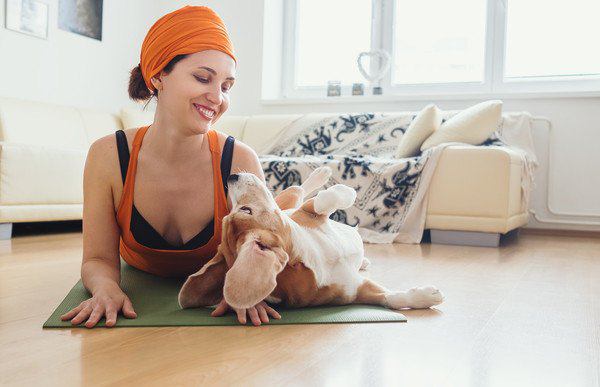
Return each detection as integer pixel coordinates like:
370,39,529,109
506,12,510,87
259,113,506,243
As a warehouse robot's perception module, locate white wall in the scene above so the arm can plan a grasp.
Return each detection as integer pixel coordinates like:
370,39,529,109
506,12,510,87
0,0,156,113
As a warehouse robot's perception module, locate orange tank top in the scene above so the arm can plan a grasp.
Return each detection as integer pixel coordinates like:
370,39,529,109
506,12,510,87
116,126,229,278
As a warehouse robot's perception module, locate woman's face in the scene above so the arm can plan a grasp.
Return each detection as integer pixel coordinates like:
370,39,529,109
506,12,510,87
153,50,236,134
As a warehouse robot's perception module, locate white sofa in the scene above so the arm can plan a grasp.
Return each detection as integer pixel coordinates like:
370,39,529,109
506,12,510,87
0,96,530,246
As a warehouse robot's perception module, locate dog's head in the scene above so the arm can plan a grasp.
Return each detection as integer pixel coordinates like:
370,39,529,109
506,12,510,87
178,173,291,310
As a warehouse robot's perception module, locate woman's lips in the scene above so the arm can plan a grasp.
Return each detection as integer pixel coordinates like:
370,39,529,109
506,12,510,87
193,103,216,120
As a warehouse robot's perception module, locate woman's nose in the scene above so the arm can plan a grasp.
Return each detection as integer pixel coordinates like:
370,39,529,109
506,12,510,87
205,86,223,105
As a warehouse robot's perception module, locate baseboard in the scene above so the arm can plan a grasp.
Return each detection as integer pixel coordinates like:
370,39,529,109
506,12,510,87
521,228,600,238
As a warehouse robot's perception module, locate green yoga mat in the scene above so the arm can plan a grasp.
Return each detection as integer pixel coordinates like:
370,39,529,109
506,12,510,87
44,260,406,328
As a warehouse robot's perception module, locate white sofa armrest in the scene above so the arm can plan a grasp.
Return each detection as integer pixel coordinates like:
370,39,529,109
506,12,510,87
426,145,527,233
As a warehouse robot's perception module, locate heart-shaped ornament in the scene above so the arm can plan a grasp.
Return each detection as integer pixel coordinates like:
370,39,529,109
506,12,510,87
357,49,391,83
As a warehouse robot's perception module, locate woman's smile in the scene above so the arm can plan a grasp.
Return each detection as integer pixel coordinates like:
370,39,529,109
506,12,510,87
193,103,216,121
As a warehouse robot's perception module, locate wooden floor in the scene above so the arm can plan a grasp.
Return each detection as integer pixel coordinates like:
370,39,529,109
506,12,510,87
1,226,599,386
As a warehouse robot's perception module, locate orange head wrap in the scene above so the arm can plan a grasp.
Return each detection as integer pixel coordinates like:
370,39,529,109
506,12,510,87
139,5,236,92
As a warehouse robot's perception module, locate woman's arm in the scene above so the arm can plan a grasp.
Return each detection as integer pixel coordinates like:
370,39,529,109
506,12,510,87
81,137,123,292
61,136,137,328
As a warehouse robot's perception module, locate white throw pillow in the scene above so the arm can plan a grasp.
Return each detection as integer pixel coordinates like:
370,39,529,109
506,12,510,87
120,106,155,129
420,100,503,151
395,104,441,158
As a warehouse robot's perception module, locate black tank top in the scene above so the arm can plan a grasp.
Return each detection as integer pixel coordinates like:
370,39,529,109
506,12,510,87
115,129,235,250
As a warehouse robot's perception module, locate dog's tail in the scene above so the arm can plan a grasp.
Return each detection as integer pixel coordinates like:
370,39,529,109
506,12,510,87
301,166,332,197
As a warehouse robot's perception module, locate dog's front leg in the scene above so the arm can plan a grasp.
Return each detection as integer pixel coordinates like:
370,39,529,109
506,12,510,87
274,166,333,210
354,279,444,309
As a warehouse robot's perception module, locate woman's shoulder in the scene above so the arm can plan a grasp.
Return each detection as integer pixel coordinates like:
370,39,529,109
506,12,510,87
211,130,264,180
90,127,139,155
211,129,256,157
85,127,141,181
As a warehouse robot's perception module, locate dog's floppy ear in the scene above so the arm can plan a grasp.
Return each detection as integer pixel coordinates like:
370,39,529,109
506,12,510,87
178,251,227,308
223,242,289,309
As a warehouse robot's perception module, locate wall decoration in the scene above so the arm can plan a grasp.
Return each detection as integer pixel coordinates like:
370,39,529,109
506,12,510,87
357,49,391,95
58,0,103,41
5,0,49,39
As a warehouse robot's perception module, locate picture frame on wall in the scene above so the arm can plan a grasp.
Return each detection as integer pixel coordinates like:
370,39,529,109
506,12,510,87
5,0,49,40
58,0,103,41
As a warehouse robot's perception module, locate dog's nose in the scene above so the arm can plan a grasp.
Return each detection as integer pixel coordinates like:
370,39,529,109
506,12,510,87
227,174,239,183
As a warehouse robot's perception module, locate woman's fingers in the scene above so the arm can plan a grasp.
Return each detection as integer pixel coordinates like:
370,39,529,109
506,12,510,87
105,305,118,327
262,302,282,319
256,305,269,323
122,297,137,319
71,305,93,325
60,304,84,321
210,298,281,326
248,307,261,326
234,307,247,324
85,305,105,328
210,299,228,317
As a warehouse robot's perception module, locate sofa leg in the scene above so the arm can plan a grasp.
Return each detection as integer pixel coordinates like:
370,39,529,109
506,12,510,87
430,229,501,247
0,223,13,240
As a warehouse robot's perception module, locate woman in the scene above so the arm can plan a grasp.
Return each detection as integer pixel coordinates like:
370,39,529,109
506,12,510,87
60,6,280,328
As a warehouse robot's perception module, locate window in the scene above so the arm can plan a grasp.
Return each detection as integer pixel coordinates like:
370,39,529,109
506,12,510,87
279,0,600,99
504,0,600,79
392,0,487,84
295,0,372,87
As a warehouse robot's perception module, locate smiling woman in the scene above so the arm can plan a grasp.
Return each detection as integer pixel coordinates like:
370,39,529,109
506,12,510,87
60,5,280,329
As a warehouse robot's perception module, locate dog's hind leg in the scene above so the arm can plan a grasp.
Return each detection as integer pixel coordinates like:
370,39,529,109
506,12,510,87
354,279,444,309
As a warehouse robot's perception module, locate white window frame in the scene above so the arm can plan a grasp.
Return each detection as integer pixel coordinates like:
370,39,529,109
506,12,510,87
279,0,600,100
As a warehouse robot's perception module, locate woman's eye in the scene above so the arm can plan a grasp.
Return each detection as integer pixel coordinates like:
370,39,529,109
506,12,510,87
194,76,231,93
239,206,252,215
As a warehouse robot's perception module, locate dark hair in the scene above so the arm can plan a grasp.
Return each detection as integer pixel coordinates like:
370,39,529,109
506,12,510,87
128,54,189,109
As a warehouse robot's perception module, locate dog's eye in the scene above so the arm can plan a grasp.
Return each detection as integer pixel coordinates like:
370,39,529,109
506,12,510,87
256,240,270,251
239,206,252,215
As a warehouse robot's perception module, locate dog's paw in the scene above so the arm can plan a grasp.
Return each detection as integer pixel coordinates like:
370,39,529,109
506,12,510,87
406,286,444,309
359,257,371,270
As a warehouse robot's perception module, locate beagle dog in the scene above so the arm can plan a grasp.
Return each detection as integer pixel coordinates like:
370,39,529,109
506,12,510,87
178,167,444,312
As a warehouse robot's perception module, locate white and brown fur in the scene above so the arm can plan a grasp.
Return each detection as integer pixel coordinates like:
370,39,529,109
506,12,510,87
178,167,444,311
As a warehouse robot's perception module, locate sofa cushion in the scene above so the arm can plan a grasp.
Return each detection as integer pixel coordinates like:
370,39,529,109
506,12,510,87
78,108,123,146
421,100,502,151
0,97,88,149
395,104,441,158
120,106,154,129
242,114,303,154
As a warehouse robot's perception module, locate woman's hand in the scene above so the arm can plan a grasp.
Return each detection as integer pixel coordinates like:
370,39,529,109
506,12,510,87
211,297,281,326
60,284,137,328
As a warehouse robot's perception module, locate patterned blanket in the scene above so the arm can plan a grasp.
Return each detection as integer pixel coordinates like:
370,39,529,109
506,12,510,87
258,112,510,244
